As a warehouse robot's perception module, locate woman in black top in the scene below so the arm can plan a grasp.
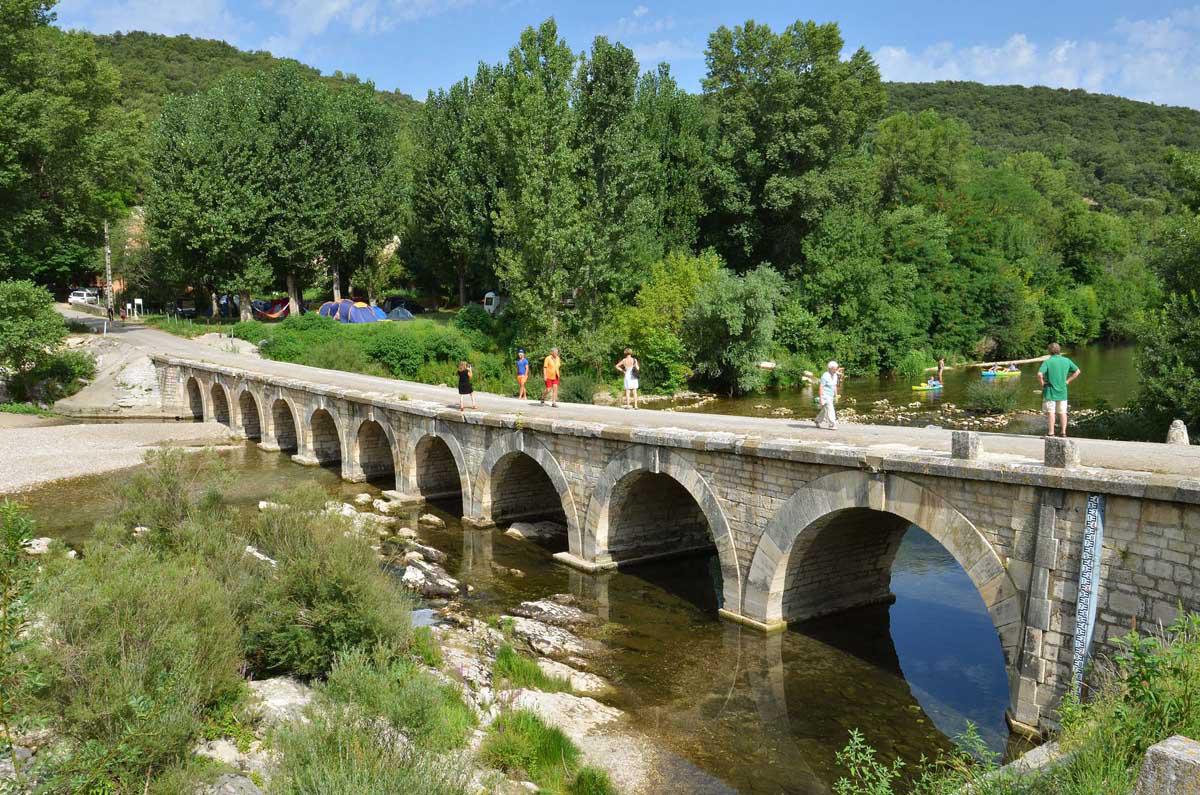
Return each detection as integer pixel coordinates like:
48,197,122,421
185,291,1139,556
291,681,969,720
457,361,477,411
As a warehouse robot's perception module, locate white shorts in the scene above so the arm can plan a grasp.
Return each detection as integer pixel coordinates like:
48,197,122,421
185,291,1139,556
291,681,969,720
1042,400,1068,414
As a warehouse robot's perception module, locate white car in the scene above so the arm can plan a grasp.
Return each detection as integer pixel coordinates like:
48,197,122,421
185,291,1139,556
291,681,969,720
68,290,99,306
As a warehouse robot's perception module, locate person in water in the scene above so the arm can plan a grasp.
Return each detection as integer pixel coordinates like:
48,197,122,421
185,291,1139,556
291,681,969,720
936,357,945,383
515,349,529,400
616,348,640,409
1007,362,1019,371
1038,342,1081,437
457,361,477,411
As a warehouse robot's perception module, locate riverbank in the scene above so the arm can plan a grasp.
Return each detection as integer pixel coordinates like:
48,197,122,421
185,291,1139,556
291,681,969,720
0,421,235,493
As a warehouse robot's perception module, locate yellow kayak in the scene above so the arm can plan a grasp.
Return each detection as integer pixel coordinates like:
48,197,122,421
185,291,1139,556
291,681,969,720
912,383,943,391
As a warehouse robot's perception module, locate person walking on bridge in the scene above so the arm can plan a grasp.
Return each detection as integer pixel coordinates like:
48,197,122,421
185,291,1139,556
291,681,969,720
815,361,841,430
516,349,529,400
1038,342,1080,438
541,347,561,407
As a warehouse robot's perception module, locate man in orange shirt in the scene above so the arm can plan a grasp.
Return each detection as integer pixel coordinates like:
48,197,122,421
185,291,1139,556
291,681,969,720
541,347,561,407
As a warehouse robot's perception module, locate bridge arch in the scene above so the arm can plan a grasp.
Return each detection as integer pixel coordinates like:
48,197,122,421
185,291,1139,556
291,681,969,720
209,382,231,427
237,389,262,440
184,376,204,420
351,414,400,486
306,406,344,466
473,431,580,544
584,446,741,613
405,426,471,505
268,397,300,452
744,471,1023,672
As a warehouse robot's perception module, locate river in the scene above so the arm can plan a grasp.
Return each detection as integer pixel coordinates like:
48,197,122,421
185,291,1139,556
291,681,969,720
19,442,1033,794
673,343,1137,431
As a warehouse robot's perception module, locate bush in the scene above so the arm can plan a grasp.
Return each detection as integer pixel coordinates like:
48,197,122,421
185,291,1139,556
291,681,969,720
298,337,388,377
453,304,495,342
0,280,67,379
33,546,243,792
8,349,95,403
272,704,473,795
260,315,343,361
242,489,417,678
323,645,476,751
768,351,816,390
116,448,226,538
493,645,571,692
559,373,599,404
964,380,1021,414
896,349,934,381
480,710,580,791
230,320,271,345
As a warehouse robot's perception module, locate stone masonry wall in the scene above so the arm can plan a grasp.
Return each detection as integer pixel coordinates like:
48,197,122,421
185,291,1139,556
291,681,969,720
607,471,711,562
415,437,463,498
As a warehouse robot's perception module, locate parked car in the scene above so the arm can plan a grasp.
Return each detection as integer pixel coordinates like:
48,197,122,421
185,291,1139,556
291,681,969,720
67,289,100,306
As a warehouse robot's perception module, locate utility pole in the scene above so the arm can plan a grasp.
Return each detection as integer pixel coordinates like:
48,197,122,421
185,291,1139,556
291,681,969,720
103,219,114,319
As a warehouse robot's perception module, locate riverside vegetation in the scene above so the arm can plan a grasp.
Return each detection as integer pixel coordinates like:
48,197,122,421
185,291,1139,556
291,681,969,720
0,281,94,411
0,449,614,794
834,613,1200,795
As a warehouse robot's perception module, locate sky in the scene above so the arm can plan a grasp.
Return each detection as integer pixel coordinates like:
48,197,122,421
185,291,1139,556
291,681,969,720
54,0,1200,109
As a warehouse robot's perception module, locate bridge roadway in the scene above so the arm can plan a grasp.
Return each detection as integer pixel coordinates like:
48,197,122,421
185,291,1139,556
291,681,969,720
86,316,1200,736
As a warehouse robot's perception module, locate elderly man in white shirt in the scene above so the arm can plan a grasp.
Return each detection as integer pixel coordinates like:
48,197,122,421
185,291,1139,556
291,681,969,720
816,360,841,430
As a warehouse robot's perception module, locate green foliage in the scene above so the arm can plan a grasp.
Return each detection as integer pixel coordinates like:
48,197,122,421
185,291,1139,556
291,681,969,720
684,265,785,395
833,729,904,795
558,373,599,405
242,490,417,679
271,704,473,795
13,348,95,402
322,644,475,751
33,545,243,792
493,645,571,692
481,709,594,795
964,381,1022,414
0,280,67,377
896,350,935,381
116,447,225,536
1,500,38,785
0,402,51,415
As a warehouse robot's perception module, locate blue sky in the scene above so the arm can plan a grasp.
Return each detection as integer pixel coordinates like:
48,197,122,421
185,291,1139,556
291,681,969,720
55,0,1200,108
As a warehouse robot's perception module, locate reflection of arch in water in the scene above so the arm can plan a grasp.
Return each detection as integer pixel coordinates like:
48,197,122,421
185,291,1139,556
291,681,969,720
745,471,1023,722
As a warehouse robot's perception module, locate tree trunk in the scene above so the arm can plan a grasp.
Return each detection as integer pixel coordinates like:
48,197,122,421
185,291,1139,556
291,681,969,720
457,264,467,308
103,219,114,318
286,272,300,316
367,287,377,307
332,267,341,302
239,291,252,322
210,290,220,319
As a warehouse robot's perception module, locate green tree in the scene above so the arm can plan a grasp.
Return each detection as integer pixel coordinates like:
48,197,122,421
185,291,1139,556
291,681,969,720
684,265,785,394
700,19,885,273
492,19,584,338
0,0,139,288
0,279,68,385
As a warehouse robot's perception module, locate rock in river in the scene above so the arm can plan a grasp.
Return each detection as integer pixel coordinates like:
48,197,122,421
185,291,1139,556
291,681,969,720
399,559,461,598
504,521,566,541
510,598,596,627
419,513,446,529
505,616,592,657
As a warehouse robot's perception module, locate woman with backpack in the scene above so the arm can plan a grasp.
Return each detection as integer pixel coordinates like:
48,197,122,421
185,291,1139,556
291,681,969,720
616,348,640,410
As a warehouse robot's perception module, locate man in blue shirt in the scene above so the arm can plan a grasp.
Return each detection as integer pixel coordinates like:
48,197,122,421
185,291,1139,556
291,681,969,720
516,349,529,400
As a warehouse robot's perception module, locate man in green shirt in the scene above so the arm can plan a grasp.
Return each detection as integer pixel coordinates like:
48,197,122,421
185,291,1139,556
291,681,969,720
1037,342,1081,437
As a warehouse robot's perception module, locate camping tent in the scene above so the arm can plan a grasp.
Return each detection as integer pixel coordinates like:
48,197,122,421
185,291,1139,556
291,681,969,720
318,299,378,324
386,307,415,321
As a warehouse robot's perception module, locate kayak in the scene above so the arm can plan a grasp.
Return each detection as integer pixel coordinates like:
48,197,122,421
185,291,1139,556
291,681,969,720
982,370,1020,378
912,383,943,391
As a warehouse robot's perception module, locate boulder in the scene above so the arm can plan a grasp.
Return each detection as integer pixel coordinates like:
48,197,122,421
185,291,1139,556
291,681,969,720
1167,419,1191,446
248,677,312,726
243,545,277,567
399,559,461,598
257,501,283,512
536,658,610,694
1134,735,1200,795
324,501,358,518
22,537,51,555
506,616,591,657
354,493,373,505
372,498,395,515
510,598,595,627
419,513,446,529
504,521,565,542
194,738,241,767
399,540,447,564
395,526,418,540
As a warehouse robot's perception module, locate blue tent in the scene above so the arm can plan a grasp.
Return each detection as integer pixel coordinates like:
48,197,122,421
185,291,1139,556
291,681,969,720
386,307,415,321
318,299,379,324
371,305,387,320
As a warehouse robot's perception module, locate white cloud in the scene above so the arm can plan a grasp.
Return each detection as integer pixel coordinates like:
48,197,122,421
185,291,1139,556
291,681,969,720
260,0,476,57
631,38,702,64
875,6,1200,108
632,4,649,17
55,0,248,42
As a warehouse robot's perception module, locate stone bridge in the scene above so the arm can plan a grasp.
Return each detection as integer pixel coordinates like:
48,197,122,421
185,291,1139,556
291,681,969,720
153,354,1200,735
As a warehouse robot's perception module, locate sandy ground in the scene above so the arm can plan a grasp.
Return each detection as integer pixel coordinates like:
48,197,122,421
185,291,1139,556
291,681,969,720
0,421,236,494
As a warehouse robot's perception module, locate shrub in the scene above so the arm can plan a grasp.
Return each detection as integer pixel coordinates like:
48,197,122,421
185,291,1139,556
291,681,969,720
0,280,67,379
768,352,816,390
271,704,473,795
260,314,343,361
480,710,580,791
366,329,424,377
242,493,416,678
964,380,1021,414
493,645,571,692
895,349,934,381
559,373,598,404
9,349,95,403
453,304,494,338
115,448,226,538
298,338,388,377
323,645,475,751
33,546,243,793
230,320,271,345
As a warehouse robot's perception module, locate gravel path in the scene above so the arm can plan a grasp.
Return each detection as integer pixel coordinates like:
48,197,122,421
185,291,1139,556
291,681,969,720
0,422,235,494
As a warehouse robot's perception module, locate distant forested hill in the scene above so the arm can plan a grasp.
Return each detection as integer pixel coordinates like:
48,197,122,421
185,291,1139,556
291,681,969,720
88,31,419,123
887,81,1200,213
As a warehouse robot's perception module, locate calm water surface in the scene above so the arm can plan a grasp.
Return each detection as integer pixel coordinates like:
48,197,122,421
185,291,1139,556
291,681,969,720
680,343,1137,429
20,444,1024,793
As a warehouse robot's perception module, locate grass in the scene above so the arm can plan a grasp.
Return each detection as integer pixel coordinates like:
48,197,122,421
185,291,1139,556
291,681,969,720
494,645,572,692
0,402,52,416
142,313,236,338
480,710,615,795
964,380,1022,414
